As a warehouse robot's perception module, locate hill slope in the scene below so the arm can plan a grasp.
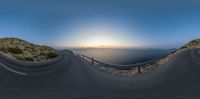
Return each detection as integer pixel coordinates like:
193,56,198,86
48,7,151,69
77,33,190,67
0,38,58,62
182,39,200,48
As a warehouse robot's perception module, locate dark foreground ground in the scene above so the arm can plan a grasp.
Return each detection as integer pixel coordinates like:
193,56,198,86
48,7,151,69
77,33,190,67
0,49,200,99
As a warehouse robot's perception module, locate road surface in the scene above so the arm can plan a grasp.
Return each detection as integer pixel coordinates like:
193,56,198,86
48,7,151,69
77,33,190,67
0,49,200,99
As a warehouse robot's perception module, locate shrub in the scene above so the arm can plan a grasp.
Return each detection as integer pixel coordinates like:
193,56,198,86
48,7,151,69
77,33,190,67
180,46,187,49
7,47,23,54
0,47,8,53
25,57,33,61
47,52,58,58
16,57,25,61
40,52,46,56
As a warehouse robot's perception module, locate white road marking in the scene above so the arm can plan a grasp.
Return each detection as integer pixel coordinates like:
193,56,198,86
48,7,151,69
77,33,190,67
0,62,27,75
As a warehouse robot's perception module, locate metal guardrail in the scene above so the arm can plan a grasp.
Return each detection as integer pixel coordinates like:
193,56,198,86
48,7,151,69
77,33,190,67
73,52,170,74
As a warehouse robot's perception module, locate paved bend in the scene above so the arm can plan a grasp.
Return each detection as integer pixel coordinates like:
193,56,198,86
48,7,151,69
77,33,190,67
0,49,200,99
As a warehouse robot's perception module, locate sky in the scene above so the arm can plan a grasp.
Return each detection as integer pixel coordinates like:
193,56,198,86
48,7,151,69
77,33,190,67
0,0,200,49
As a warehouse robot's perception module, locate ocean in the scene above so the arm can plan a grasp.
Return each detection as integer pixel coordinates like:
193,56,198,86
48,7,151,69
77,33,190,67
72,48,170,65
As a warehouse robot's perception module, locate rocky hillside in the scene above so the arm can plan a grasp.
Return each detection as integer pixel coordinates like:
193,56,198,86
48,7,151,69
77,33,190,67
182,39,200,48
0,38,59,62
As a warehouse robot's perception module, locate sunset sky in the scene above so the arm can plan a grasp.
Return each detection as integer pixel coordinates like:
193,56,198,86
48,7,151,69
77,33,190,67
0,0,200,49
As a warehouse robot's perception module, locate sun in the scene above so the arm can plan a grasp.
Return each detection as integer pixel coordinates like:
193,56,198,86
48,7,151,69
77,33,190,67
81,32,120,47
73,24,129,48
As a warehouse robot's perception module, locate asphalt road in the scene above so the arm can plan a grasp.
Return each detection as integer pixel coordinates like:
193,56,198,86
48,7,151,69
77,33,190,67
0,49,200,99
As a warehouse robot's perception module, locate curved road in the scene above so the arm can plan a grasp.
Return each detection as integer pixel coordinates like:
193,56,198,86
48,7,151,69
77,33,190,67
0,49,200,99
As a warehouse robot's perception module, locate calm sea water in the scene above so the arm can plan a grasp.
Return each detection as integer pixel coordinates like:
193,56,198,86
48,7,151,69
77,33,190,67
72,48,170,65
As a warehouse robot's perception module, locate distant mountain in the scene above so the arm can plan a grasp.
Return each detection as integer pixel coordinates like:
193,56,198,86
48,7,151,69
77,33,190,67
0,38,58,62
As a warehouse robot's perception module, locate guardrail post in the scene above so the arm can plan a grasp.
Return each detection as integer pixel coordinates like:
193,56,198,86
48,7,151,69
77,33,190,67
83,55,84,59
92,57,94,64
138,63,141,74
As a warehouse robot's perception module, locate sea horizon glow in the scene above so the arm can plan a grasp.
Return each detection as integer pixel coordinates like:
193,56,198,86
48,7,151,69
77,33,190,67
58,19,146,48
0,0,200,49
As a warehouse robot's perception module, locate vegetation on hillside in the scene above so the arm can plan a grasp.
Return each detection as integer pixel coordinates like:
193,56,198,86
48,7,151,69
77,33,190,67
47,52,58,58
0,38,59,62
180,39,200,49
